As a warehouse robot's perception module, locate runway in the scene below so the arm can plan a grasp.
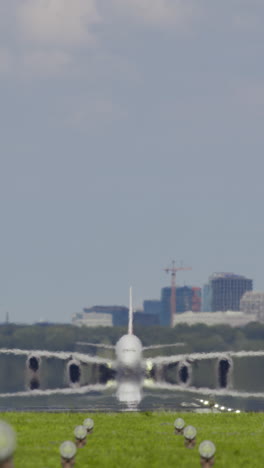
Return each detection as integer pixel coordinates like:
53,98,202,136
0,384,263,412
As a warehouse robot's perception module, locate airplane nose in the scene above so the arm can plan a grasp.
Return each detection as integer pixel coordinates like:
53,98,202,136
122,355,134,366
121,351,140,368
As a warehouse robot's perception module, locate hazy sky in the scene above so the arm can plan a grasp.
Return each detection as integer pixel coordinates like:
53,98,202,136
0,0,264,323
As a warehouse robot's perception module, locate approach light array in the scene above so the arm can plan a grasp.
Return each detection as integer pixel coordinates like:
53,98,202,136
174,418,185,434
59,441,77,460
83,418,94,433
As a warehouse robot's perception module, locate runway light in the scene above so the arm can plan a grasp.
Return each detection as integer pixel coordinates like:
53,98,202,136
220,406,225,411
204,401,209,406
83,418,94,434
174,418,185,435
235,410,241,414
199,440,216,467
214,404,219,409
60,441,77,468
74,426,87,448
0,421,16,464
183,425,197,448
227,408,232,412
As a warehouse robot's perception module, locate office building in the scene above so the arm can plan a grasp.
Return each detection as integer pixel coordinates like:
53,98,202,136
202,283,212,312
133,311,160,326
143,300,161,316
209,273,253,312
160,286,202,326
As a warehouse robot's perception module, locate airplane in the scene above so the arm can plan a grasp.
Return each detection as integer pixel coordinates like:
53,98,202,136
0,288,182,395
0,288,264,405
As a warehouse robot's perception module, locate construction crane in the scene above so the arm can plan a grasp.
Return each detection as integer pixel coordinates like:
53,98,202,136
164,261,192,328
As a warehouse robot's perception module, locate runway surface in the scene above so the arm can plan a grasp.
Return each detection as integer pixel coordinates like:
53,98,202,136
0,385,263,412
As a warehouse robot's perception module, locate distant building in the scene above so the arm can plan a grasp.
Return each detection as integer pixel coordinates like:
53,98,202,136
240,291,264,319
72,304,160,328
160,286,202,326
192,287,202,312
202,284,212,312
173,310,258,328
72,311,113,327
143,300,161,316
72,305,128,327
160,287,172,326
134,311,160,326
209,273,253,312
83,306,128,326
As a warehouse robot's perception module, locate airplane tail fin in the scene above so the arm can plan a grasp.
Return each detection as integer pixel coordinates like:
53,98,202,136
128,286,133,335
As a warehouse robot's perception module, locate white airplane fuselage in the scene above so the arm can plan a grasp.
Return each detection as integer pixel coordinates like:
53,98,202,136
115,334,143,375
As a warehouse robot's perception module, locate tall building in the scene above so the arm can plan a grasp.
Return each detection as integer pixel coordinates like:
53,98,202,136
160,287,171,326
160,286,201,326
209,273,253,312
192,287,202,312
202,284,212,312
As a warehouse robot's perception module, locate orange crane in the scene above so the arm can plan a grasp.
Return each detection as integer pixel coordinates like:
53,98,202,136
164,261,192,328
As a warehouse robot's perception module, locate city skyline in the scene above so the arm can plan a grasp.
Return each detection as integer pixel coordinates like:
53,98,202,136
0,1,264,323
6,270,255,324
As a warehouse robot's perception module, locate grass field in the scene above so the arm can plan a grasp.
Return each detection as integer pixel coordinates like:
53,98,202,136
2,412,264,467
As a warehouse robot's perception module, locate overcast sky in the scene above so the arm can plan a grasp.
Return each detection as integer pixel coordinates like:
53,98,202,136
0,0,264,323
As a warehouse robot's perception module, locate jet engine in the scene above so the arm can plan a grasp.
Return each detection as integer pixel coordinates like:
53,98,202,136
178,360,192,386
26,354,41,390
217,356,233,389
67,359,81,387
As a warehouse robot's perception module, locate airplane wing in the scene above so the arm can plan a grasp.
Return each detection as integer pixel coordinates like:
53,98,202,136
76,342,115,350
0,348,113,392
143,343,185,351
145,349,264,393
148,349,264,365
0,348,112,365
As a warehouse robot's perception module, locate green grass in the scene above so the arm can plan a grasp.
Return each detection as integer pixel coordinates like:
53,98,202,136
2,412,264,467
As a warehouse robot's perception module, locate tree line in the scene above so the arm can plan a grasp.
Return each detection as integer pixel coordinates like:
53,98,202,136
0,322,264,354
